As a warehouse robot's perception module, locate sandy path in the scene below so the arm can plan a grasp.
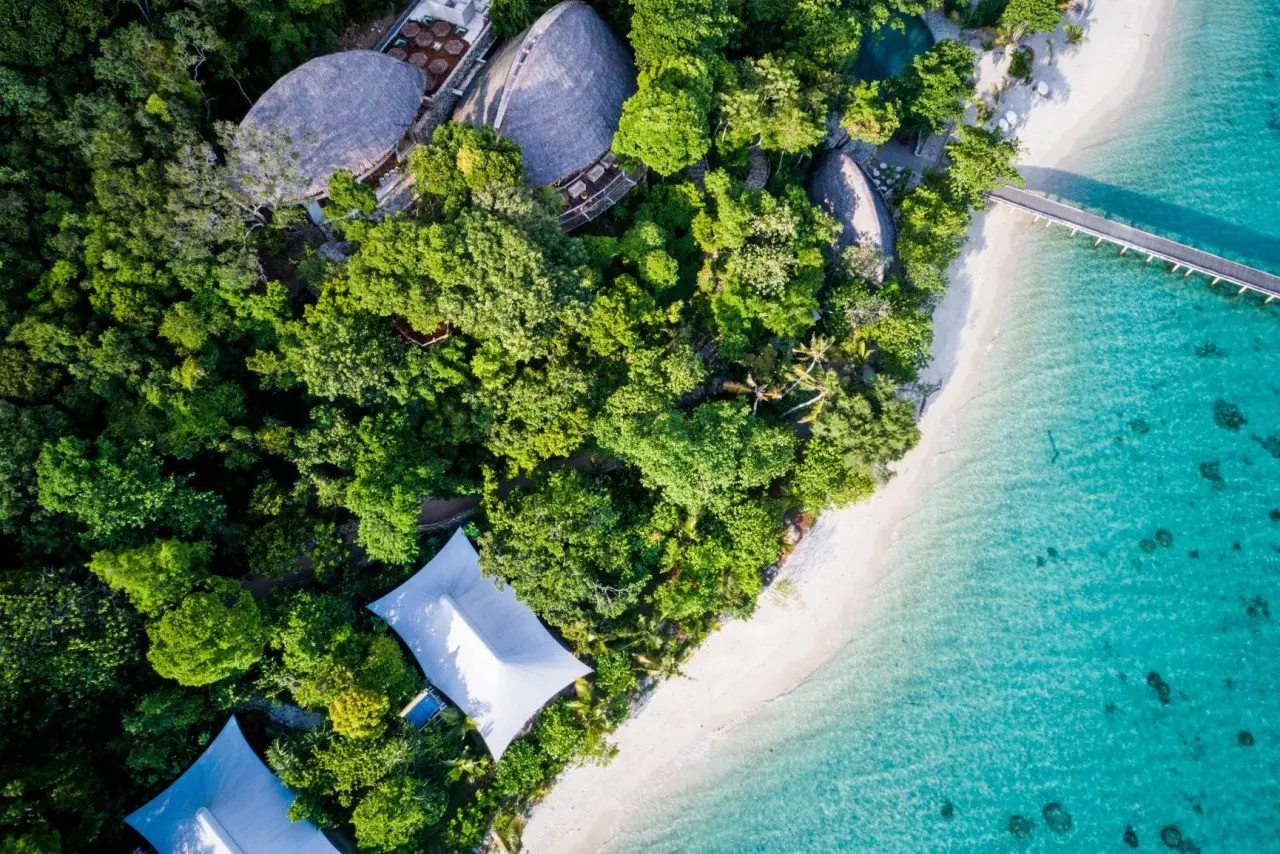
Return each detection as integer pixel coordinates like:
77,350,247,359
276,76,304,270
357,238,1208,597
522,2,1177,849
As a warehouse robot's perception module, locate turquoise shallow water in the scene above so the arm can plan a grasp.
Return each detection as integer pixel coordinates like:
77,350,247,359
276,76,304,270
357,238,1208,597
851,15,935,82
614,1,1280,851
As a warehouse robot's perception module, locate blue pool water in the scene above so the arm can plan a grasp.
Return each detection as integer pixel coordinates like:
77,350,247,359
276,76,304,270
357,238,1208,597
851,15,935,82
615,1,1280,851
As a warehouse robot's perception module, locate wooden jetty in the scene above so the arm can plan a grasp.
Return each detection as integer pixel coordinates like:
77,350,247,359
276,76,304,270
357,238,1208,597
986,185,1280,302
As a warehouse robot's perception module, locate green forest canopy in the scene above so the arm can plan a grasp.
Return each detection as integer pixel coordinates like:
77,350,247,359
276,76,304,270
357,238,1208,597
0,0,1022,850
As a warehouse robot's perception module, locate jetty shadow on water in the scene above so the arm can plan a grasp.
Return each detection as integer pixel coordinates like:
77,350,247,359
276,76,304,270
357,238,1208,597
1015,166,1280,273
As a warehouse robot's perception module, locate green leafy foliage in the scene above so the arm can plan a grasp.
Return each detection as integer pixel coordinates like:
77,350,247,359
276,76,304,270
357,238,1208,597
351,775,447,852
330,686,390,740
599,401,795,517
480,470,649,630
87,539,211,616
146,580,267,686
891,40,976,137
1000,0,1066,36
841,80,901,146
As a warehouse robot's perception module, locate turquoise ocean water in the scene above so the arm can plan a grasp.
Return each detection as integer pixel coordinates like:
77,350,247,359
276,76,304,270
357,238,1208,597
614,1,1280,851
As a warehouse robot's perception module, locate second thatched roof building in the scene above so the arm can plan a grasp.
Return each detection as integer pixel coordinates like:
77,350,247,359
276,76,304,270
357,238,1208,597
808,149,897,279
454,1,640,228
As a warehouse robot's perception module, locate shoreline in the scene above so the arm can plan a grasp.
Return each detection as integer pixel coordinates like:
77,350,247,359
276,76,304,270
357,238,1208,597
521,2,1176,849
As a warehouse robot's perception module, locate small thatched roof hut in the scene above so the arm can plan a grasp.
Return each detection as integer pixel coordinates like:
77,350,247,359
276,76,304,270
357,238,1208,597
453,1,636,187
808,150,896,276
238,51,425,203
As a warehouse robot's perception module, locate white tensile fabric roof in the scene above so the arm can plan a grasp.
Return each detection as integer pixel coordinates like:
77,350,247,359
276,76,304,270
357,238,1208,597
367,528,590,758
125,716,338,854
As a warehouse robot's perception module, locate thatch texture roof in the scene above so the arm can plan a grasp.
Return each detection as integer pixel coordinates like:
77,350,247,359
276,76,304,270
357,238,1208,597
453,1,636,187
238,51,425,202
808,150,896,271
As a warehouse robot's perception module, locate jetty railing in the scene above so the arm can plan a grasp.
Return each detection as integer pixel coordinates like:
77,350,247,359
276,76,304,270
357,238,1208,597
986,185,1280,303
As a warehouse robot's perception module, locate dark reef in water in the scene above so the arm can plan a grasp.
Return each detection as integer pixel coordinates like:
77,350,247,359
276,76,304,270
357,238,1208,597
1195,342,1226,358
1124,825,1139,847
1140,538,1158,554
1245,596,1270,619
1239,729,1256,747
1155,529,1174,547
1159,825,1201,852
1130,418,1151,434
940,800,954,821
1008,814,1033,838
1270,508,1280,522
1213,400,1246,430
1147,671,1172,705
1042,802,1072,834
1254,434,1280,458
1199,461,1224,484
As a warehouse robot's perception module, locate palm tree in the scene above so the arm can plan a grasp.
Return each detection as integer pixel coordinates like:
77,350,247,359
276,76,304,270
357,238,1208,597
433,706,475,745
632,649,686,680
722,373,782,415
793,334,833,373
782,363,840,423
561,620,610,658
844,333,870,368
566,679,614,757
444,753,491,783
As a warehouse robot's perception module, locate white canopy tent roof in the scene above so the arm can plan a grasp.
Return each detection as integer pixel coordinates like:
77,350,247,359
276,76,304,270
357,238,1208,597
367,529,590,758
125,716,338,854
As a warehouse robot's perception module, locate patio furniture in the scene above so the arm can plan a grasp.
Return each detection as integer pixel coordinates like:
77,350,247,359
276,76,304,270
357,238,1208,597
567,180,588,198
414,32,433,47
428,58,450,76
422,73,440,91
586,163,606,183
408,52,429,67
388,48,407,60
431,20,453,37
401,21,421,37
444,38,465,55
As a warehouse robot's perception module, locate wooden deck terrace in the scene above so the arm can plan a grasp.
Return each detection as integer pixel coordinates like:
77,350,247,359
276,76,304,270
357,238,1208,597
987,185,1280,302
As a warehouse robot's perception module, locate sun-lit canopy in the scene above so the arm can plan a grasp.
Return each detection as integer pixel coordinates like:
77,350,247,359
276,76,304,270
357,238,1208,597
125,716,338,854
366,528,590,758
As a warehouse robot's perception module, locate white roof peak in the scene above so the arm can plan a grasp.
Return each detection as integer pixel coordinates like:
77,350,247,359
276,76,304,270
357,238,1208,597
367,529,590,758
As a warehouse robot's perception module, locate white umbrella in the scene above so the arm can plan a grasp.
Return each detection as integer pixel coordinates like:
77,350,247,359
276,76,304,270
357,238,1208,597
1036,81,1050,96
1005,110,1019,125
997,119,1009,132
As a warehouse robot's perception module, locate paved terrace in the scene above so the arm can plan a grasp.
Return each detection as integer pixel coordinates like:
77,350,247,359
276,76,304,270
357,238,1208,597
988,185,1280,301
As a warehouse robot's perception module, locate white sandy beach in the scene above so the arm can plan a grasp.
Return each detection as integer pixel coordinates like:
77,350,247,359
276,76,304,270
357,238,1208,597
522,2,1176,849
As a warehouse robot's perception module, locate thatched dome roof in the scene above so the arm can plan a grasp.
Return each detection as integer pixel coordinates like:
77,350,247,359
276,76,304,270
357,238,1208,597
239,51,425,202
808,150,896,269
453,1,636,187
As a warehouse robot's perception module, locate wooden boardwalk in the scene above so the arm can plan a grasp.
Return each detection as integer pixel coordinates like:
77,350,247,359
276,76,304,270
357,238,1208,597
987,185,1280,302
